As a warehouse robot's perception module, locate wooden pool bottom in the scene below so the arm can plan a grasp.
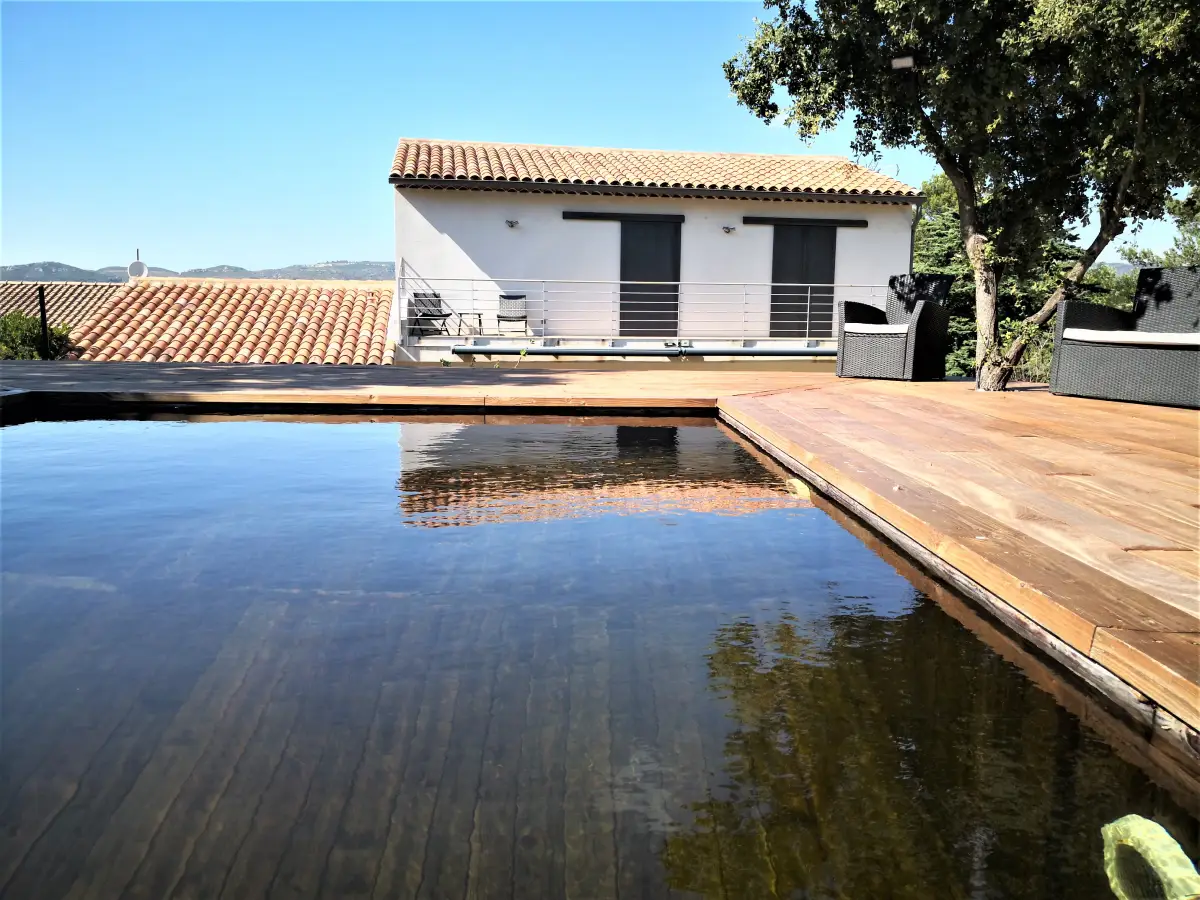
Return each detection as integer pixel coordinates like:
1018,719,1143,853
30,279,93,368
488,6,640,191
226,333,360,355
2,361,1197,776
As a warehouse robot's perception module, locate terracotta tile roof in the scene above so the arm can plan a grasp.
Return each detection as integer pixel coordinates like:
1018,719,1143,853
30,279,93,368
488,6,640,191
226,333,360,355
390,138,919,199
73,278,394,364
0,281,126,328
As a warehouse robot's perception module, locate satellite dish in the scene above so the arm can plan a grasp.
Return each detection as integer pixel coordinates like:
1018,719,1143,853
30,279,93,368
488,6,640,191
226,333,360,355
127,259,149,279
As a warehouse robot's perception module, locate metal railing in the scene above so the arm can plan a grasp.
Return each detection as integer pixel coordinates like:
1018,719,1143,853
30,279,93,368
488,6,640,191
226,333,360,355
397,270,889,345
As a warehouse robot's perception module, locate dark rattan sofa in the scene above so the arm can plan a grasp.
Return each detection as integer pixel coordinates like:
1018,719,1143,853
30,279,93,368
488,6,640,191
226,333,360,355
836,274,956,381
1050,266,1199,408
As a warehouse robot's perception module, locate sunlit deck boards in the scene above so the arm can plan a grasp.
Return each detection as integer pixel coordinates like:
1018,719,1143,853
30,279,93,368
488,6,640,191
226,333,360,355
0,360,831,410
719,380,1200,734
2,359,1197,738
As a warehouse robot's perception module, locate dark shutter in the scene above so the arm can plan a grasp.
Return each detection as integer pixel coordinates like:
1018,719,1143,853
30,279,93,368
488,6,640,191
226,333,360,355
771,225,837,338
620,220,681,337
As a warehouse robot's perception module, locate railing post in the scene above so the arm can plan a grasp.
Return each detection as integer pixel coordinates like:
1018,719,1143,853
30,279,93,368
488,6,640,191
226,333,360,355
397,259,408,346
610,283,616,344
741,284,748,344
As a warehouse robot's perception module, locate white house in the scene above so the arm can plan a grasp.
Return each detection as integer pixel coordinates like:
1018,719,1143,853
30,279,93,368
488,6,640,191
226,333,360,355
391,138,922,362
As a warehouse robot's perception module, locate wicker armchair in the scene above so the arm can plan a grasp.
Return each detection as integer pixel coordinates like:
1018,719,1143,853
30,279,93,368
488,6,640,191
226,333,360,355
1050,266,1199,408
837,274,956,380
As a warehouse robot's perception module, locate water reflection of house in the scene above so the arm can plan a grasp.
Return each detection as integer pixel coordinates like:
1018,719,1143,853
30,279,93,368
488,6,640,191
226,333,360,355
396,424,808,527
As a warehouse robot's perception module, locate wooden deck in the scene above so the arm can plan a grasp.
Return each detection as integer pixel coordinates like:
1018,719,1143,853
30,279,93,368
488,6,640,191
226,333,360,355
0,360,828,410
718,380,1199,747
2,360,1198,759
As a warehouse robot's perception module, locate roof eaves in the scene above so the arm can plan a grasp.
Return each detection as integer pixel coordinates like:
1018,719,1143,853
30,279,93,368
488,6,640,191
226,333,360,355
389,176,923,204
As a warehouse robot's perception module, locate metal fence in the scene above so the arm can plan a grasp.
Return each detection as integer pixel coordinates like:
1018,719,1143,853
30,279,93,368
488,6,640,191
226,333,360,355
398,269,888,343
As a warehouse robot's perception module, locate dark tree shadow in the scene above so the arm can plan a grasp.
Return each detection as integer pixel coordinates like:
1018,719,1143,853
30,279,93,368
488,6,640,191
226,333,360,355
660,602,1198,899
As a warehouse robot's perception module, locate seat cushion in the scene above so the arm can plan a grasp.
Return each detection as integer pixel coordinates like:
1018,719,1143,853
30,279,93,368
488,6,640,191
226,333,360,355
1063,328,1200,347
842,323,910,335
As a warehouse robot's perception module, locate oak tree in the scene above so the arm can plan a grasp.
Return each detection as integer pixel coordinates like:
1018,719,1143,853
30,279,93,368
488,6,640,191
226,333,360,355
725,0,1200,388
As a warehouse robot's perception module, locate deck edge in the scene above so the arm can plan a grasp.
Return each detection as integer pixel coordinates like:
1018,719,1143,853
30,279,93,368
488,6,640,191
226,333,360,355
717,403,1200,773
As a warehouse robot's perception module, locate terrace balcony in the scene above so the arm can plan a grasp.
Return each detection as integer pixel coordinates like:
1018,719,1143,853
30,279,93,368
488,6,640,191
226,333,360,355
394,263,888,363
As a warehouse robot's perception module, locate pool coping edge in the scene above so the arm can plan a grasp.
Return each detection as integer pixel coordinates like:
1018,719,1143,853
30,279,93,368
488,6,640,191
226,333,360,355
717,404,1200,780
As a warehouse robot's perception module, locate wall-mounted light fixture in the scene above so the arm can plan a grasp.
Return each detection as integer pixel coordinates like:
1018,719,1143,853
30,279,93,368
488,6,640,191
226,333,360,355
722,225,736,234
505,219,519,228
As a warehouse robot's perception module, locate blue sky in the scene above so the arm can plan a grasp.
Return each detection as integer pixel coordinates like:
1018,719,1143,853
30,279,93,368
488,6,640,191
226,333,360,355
1,1,1177,271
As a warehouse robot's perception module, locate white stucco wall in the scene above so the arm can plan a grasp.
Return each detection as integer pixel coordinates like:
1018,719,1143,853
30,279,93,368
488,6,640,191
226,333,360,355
395,189,913,340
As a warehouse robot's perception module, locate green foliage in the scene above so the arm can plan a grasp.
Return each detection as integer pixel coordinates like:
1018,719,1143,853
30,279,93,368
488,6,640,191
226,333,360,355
1082,264,1139,309
726,0,1200,384
919,172,958,220
914,175,1140,378
0,311,74,360
1122,188,1200,268
661,607,1170,897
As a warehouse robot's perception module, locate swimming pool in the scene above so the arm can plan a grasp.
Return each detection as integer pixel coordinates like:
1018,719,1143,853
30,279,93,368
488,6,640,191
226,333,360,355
1,418,1195,898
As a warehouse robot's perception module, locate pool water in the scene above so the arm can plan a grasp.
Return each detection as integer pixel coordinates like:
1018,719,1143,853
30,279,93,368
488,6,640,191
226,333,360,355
0,419,1195,899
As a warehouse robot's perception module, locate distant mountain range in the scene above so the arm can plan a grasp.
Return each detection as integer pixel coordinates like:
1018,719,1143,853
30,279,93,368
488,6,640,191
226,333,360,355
0,260,396,283
4,258,1134,284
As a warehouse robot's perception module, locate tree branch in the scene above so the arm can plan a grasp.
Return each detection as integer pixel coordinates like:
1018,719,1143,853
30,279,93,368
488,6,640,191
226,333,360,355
913,105,979,236
996,80,1149,381
1019,80,1147,330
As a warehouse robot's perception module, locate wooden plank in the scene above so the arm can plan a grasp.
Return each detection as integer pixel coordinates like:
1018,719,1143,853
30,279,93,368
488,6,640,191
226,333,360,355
821,391,1200,547
1129,549,1200,579
607,608,674,900
0,360,828,413
562,610,618,900
870,381,1199,462
262,600,399,900
1092,630,1200,730
646,607,728,899
316,609,441,900
483,395,715,410
464,611,535,900
166,673,305,900
873,388,1200,482
720,395,1192,650
758,391,1200,616
108,602,304,900
370,607,479,899
58,600,287,900
809,488,1200,814
0,595,248,900
512,609,570,900
786,402,1200,613
210,603,372,900
871,389,1198,484
482,413,713,427
416,608,505,899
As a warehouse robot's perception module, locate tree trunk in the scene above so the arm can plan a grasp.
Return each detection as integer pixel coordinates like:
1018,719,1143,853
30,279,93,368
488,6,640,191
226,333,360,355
963,233,1004,390
983,218,1126,391
980,82,1145,392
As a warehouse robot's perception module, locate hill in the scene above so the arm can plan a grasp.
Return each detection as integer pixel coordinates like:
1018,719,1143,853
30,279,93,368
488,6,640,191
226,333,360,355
1,260,395,282
1103,262,1137,276
94,265,180,278
1,261,126,282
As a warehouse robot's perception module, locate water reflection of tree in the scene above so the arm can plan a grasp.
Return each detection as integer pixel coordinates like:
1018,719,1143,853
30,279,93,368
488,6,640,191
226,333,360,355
662,600,1194,899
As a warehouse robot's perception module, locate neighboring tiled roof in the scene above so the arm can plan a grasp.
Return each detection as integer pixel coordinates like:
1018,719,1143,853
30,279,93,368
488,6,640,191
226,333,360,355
0,281,126,328
390,138,919,199
73,279,394,364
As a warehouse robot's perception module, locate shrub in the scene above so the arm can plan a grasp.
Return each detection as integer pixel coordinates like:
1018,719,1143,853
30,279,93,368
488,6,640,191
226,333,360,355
0,311,75,360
